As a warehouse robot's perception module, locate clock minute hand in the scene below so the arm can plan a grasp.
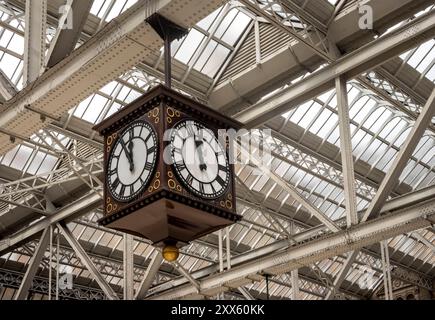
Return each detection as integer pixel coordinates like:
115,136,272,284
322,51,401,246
195,139,207,171
120,139,134,172
128,140,135,171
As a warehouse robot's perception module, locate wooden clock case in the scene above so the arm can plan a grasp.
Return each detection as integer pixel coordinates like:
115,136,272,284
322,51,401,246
93,85,242,247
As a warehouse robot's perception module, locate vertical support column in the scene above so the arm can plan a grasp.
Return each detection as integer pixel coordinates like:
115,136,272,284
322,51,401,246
290,270,300,300
289,222,299,300
291,270,300,300
218,229,224,300
335,75,358,227
164,36,172,88
325,88,435,298
265,274,270,300
218,229,224,273
146,14,188,89
225,227,231,270
123,234,134,300
254,18,261,64
380,241,393,300
24,0,47,85
48,225,53,300
56,228,60,300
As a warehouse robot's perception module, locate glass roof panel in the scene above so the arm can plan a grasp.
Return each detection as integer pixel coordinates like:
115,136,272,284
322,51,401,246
279,81,435,193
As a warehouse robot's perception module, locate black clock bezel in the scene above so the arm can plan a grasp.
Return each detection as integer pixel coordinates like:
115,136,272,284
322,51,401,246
107,120,158,202
169,119,230,200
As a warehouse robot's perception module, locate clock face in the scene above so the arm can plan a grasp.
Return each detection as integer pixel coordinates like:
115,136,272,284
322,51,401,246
170,120,230,199
107,120,158,202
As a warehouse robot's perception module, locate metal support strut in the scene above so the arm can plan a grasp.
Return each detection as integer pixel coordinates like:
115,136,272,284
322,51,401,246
146,13,188,89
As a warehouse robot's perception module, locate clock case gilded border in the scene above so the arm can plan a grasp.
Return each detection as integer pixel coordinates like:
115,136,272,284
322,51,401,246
93,85,243,242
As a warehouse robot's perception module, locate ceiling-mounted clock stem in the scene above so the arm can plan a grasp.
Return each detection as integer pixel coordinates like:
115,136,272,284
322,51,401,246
164,36,172,89
146,14,188,89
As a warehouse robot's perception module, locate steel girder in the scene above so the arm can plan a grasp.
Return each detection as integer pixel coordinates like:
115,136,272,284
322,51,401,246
14,228,50,299
209,0,433,112
0,192,101,256
45,0,94,69
233,9,435,126
0,70,17,102
0,0,226,155
150,187,434,297
23,0,47,85
57,223,119,300
0,267,107,300
150,199,435,299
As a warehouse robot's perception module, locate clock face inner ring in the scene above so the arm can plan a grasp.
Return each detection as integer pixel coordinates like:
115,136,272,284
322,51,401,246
107,120,158,202
170,120,230,199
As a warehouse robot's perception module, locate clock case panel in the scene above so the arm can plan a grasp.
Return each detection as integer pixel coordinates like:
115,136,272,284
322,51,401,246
94,85,242,247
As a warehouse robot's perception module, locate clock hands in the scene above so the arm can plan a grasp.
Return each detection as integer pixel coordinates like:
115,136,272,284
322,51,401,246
127,128,135,172
128,140,134,171
195,135,207,171
120,138,134,172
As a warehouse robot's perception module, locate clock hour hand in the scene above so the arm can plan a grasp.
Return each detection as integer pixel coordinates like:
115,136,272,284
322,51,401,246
120,139,134,172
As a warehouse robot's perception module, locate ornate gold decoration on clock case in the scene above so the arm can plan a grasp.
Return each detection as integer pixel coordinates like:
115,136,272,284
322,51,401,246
219,194,233,210
106,197,118,214
148,107,160,124
166,106,181,124
106,132,118,153
148,171,161,193
167,170,183,192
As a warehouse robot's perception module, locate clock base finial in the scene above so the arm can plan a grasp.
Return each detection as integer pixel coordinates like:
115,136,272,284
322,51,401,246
162,241,179,262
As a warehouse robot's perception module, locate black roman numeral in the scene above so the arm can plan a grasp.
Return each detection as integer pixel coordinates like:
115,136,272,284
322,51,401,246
112,178,120,190
145,132,151,143
175,161,186,172
186,174,194,185
186,123,195,136
120,185,126,196
218,164,227,172
145,162,153,171
148,146,156,154
216,176,225,187
199,183,205,195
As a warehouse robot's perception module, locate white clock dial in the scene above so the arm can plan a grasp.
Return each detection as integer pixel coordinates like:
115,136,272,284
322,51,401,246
170,120,230,199
107,120,158,202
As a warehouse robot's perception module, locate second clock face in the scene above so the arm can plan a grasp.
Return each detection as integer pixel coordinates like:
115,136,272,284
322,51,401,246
170,120,230,199
107,120,158,202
